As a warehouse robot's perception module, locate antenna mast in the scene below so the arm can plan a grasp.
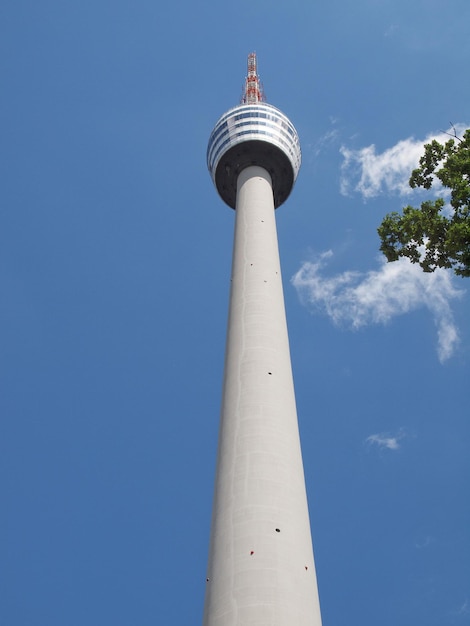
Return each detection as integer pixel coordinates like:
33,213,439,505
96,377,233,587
241,52,265,104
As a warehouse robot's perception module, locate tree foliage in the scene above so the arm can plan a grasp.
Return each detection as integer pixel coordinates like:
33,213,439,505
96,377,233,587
378,128,470,277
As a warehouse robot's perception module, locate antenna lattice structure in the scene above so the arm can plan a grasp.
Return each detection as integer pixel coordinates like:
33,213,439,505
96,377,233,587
241,52,265,104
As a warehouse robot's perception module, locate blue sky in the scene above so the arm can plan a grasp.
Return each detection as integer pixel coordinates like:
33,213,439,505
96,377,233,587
1,1,469,624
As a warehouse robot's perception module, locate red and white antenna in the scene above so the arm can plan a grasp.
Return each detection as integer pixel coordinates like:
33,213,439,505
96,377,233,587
241,52,265,104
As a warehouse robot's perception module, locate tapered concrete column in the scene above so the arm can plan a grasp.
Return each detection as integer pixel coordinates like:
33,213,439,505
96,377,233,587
203,166,322,625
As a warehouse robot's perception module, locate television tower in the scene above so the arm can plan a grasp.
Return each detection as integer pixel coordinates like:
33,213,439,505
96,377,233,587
204,54,322,626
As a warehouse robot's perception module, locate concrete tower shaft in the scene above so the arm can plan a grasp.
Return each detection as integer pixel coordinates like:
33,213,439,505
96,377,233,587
204,55,322,626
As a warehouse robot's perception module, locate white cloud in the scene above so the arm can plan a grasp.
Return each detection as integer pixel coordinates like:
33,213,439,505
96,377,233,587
384,23,398,38
291,251,464,362
311,129,340,158
450,599,470,619
365,431,406,451
457,599,470,616
340,124,468,199
414,535,435,549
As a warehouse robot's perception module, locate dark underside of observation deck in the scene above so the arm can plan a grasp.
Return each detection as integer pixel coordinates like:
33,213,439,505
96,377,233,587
214,140,295,209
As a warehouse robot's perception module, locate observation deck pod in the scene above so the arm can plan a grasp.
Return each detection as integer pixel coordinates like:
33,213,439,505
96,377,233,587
207,103,301,209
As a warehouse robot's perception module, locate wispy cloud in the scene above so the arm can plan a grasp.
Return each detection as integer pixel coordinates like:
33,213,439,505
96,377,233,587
414,535,435,549
365,430,406,451
311,128,340,158
339,124,468,199
291,251,464,362
384,23,399,38
456,599,470,616
449,598,470,619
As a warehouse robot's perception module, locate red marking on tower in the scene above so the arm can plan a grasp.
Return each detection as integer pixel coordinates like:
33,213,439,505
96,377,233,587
241,53,265,104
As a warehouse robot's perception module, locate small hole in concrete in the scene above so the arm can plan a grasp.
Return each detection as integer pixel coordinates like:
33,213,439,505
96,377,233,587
275,528,280,532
